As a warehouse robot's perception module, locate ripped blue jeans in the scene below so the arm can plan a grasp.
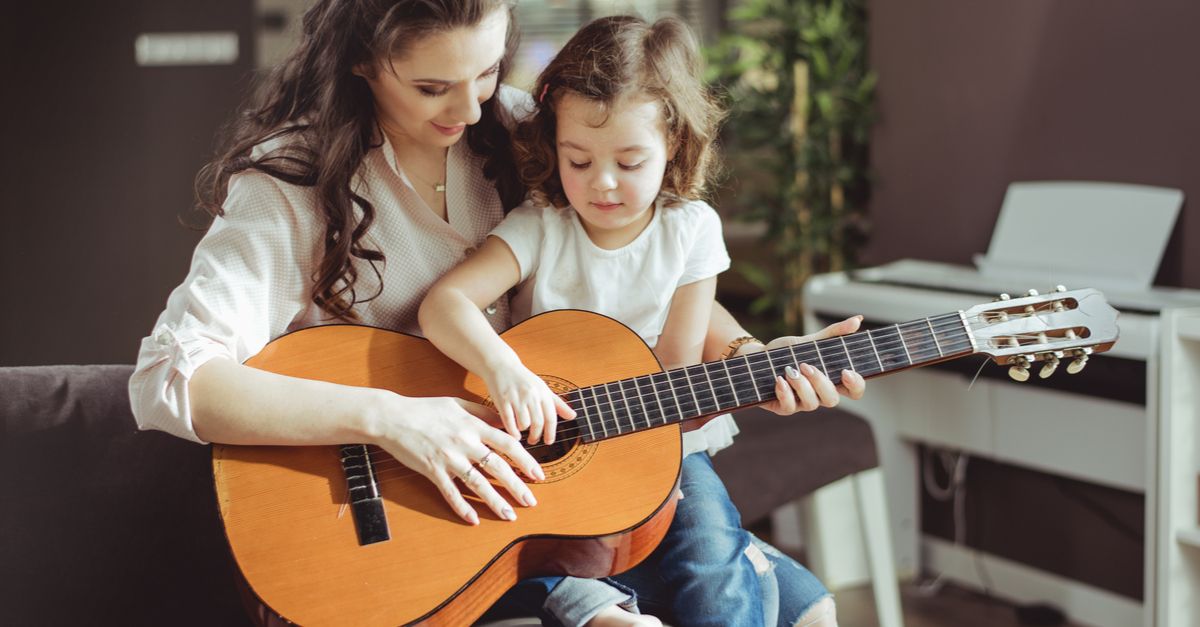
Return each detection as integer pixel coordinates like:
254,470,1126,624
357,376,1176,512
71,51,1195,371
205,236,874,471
611,452,830,627
483,452,830,626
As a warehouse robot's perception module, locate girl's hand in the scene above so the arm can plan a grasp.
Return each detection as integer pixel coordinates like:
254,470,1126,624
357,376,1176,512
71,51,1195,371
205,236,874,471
739,316,867,416
484,361,577,445
368,391,545,525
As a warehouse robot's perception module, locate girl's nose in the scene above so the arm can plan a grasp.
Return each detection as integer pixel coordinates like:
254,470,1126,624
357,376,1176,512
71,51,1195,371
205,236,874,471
591,168,617,192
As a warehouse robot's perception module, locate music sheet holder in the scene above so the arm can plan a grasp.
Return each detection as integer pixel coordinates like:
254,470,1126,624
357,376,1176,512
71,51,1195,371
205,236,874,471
972,181,1184,292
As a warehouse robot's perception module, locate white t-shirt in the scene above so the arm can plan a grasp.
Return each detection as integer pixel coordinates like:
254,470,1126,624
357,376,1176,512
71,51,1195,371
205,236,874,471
490,198,740,456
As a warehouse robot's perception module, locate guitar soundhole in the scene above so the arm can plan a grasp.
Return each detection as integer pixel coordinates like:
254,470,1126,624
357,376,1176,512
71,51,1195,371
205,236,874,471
530,436,576,463
525,375,598,482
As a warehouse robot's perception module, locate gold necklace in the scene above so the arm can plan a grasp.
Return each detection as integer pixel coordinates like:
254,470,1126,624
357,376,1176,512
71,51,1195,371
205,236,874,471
407,169,446,193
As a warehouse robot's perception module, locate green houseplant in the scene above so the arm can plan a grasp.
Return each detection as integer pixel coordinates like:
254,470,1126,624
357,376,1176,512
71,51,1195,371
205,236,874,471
707,0,876,335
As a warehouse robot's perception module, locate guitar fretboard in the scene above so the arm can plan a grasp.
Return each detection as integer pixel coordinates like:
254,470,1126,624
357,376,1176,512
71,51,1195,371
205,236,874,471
556,312,973,443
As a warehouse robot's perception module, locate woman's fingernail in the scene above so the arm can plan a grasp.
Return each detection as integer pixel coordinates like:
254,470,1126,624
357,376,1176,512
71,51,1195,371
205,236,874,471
466,510,479,525
502,506,517,521
801,363,817,375
532,466,546,481
785,365,800,379
523,491,538,507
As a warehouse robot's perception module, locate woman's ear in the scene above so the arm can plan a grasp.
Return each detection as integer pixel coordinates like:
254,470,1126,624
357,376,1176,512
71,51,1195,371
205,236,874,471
351,62,372,79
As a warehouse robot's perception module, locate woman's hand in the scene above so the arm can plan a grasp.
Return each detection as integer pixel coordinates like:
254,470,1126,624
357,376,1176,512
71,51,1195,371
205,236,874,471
739,315,867,416
367,391,546,525
483,360,577,445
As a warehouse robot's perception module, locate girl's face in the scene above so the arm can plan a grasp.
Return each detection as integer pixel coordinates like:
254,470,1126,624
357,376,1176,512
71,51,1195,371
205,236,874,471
361,9,508,149
555,92,673,249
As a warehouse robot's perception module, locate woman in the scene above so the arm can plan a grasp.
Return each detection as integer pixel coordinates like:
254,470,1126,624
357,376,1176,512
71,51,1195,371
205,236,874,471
130,1,862,625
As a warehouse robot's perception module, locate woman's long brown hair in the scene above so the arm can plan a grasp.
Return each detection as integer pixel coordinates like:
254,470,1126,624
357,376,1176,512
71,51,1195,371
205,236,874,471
196,0,521,320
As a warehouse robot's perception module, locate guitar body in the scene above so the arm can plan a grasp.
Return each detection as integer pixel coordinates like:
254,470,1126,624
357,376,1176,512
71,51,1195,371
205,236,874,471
213,311,682,626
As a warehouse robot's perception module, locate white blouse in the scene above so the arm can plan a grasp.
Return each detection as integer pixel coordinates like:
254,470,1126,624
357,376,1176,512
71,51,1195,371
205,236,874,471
129,87,530,443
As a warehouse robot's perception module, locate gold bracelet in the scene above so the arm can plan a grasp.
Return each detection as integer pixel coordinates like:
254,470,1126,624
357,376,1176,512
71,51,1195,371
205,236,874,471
720,335,761,359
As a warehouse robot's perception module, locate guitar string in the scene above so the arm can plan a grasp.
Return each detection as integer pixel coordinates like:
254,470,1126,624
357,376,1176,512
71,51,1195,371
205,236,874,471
364,319,1035,478
363,321,972,470
365,320,995,476
365,337,975,479
363,303,1079,480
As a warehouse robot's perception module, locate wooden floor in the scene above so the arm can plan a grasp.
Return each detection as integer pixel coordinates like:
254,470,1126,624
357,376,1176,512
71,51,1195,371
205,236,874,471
834,580,1084,627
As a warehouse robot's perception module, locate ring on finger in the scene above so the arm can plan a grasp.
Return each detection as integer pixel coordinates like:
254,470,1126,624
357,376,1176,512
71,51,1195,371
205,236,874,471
475,450,496,469
458,465,479,483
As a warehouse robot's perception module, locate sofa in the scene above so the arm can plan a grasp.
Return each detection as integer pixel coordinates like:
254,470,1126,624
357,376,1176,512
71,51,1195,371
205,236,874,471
0,364,877,626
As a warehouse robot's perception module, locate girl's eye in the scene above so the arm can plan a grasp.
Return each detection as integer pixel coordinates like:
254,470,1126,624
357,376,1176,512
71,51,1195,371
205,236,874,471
480,64,501,79
568,161,591,170
418,86,448,98
619,162,644,171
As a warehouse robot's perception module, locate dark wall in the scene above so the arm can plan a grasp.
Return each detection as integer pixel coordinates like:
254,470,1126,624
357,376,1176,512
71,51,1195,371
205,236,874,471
865,1,1199,288
0,2,256,366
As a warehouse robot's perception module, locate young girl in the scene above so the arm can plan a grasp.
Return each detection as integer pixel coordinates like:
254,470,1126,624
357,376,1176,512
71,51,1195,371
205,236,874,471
421,15,843,627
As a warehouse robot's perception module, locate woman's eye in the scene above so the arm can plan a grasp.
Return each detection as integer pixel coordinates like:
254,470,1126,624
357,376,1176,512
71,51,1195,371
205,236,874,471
419,86,448,98
619,162,644,171
568,161,590,170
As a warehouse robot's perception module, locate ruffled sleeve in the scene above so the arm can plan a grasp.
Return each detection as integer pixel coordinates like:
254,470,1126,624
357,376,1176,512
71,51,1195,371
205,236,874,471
128,171,320,443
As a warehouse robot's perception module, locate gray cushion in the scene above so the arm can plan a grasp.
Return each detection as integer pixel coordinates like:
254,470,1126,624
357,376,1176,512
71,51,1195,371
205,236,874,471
715,406,879,525
0,365,251,627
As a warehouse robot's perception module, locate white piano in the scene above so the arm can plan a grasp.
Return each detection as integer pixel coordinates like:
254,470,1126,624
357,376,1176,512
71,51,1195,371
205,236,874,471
795,183,1200,627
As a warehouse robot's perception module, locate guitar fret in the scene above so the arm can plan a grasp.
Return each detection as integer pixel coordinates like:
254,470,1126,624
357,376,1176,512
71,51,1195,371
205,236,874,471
670,369,699,420
635,376,661,427
701,363,722,410
897,324,914,365
721,358,741,406
745,351,776,400
591,385,611,439
866,329,885,371
747,354,768,402
622,378,650,429
925,317,944,357
682,367,701,416
663,370,685,422
812,341,829,375
652,372,672,422
618,381,636,433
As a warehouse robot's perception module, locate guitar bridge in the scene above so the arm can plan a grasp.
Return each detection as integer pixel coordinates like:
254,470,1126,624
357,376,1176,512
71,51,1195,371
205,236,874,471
340,444,391,545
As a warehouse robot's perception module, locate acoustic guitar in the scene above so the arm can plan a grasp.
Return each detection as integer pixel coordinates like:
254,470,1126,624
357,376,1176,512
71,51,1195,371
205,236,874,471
213,287,1119,626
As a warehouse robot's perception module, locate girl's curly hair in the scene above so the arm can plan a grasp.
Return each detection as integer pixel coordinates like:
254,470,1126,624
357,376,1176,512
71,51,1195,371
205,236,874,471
512,15,725,208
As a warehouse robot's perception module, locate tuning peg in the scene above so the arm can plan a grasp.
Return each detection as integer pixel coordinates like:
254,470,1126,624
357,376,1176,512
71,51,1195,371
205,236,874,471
1066,347,1093,374
1054,285,1067,292
1026,289,1039,297
1039,352,1063,379
998,293,1011,301
1008,355,1031,382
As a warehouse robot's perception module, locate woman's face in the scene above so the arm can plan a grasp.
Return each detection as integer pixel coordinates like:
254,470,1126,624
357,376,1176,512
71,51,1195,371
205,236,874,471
362,8,509,149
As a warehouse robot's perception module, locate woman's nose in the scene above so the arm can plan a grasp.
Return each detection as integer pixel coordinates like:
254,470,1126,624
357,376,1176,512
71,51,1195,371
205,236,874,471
448,83,483,126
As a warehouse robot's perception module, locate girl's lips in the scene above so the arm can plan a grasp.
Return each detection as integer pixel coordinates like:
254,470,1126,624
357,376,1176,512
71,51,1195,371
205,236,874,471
431,122,466,136
591,202,622,210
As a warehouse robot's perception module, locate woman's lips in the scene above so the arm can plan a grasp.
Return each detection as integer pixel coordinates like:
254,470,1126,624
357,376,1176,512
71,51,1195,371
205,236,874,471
431,121,466,136
591,201,622,211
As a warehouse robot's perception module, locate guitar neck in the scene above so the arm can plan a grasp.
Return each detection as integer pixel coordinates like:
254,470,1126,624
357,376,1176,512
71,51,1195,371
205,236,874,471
563,311,975,443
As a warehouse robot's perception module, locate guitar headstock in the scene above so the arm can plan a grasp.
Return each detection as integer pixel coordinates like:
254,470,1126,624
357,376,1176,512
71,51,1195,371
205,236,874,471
962,286,1119,381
